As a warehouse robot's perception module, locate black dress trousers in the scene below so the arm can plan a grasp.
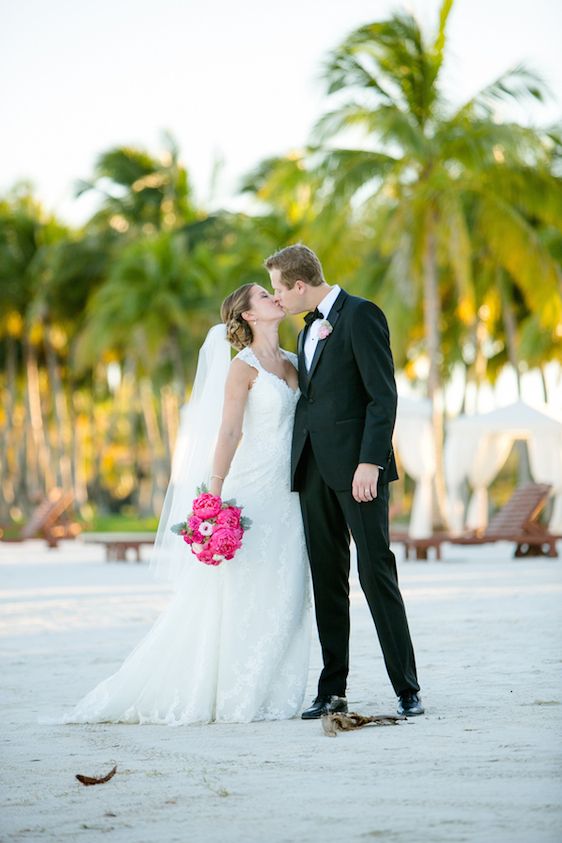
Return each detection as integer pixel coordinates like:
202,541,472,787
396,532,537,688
298,439,420,698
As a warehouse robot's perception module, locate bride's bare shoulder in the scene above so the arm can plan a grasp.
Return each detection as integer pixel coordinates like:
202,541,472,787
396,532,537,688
228,354,258,390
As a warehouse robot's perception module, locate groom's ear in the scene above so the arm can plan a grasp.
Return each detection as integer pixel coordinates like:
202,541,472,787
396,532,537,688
294,280,307,296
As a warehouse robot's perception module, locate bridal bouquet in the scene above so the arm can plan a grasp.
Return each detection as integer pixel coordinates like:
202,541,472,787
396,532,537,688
171,484,251,566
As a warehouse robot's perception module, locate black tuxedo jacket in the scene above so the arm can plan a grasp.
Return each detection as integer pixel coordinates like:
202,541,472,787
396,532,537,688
292,289,399,492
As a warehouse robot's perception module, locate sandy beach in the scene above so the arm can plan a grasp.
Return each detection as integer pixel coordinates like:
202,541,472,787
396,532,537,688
1,538,561,843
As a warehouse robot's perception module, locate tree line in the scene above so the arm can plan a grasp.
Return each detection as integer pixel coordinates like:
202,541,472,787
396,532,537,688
1,1,561,529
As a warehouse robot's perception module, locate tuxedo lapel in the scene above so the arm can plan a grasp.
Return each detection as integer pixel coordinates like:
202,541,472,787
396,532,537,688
306,290,348,383
297,329,308,394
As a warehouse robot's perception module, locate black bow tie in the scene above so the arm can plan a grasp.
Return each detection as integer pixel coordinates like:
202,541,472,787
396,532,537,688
304,308,323,327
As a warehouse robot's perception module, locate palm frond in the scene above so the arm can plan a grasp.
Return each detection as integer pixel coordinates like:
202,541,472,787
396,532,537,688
480,165,562,232
323,11,443,126
438,192,475,324
477,193,562,327
438,116,550,171
322,44,393,101
95,148,157,188
519,313,562,364
312,103,428,158
313,148,401,205
431,0,454,72
240,156,302,195
455,64,551,120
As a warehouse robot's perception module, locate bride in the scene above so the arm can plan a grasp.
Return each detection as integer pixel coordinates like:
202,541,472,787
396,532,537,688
61,284,311,724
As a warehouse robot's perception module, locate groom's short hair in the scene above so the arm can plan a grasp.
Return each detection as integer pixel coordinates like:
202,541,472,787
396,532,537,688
264,244,325,289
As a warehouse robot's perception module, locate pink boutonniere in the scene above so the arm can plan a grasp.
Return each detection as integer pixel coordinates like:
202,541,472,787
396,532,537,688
317,319,333,340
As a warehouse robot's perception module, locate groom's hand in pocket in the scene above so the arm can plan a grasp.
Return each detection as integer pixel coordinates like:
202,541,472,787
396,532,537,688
352,464,380,503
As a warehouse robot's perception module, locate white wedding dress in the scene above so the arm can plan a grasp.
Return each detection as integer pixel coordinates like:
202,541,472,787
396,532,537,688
61,347,311,725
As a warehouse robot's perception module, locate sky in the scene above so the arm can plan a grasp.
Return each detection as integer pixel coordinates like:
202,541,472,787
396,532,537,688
1,0,561,225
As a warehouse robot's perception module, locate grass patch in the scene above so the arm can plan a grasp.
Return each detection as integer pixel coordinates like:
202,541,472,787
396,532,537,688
87,514,159,533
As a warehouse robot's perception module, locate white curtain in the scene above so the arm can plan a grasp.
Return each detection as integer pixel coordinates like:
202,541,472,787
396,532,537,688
445,402,562,535
394,415,435,538
528,432,562,532
444,426,479,534
465,433,517,530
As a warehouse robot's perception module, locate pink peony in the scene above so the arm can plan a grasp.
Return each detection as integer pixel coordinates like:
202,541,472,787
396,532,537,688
172,486,250,566
208,527,243,558
188,515,202,531
192,493,223,520
197,548,219,565
216,507,242,528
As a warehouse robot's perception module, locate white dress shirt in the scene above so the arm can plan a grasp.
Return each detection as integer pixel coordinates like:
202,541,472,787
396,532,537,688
303,285,341,370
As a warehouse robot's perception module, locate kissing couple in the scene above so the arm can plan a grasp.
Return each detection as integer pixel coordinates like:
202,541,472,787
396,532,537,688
60,244,423,725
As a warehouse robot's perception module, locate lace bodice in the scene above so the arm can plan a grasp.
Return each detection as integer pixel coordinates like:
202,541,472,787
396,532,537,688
234,347,299,455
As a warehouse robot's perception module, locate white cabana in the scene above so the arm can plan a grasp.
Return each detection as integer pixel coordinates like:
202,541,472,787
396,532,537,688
394,396,435,539
445,400,562,534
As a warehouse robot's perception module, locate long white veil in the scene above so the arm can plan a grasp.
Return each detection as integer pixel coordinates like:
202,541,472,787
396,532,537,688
149,324,231,588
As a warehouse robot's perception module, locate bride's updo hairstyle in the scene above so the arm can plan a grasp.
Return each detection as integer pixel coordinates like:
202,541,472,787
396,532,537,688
221,283,256,351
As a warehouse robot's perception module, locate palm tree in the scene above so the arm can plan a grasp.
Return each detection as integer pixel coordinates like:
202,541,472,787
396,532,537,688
241,154,376,341
0,188,58,511
73,228,229,512
75,132,199,234
302,0,562,525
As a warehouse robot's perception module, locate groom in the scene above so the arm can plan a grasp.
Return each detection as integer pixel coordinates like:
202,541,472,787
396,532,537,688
266,244,423,719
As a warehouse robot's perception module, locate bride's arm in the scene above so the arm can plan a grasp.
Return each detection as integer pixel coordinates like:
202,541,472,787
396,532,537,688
209,359,254,497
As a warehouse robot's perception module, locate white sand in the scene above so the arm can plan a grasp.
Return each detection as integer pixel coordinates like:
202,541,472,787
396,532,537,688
1,538,561,843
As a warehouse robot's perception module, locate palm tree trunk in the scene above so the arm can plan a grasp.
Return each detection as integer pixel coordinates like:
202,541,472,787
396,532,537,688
117,356,144,514
459,361,470,414
159,384,178,471
500,273,531,483
87,370,105,510
139,378,167,514
423,209,449,528
0,336,18,520
539,366,548,403
24,337,54,502
169,331,186,396
44,327,73,492
500,273,522,397
71,390,88,508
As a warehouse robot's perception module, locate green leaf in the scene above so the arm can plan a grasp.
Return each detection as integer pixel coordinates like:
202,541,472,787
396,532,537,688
170,522,187,535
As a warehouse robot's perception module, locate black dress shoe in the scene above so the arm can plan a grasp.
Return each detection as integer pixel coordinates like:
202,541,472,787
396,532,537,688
397,691,424,717
301,695,348,720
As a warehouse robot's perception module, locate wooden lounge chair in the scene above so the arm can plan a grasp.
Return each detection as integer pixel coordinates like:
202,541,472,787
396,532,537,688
391,482,560,560
449,482,559,558
389,530,444,561
20,488,81,548
80,532,156,561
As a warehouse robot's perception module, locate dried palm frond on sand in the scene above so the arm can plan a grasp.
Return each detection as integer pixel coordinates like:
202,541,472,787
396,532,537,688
322,712,406,737
76,765,117,786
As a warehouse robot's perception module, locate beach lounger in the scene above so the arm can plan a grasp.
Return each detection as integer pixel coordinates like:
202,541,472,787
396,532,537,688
392,482,560,559
17,488,80,547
